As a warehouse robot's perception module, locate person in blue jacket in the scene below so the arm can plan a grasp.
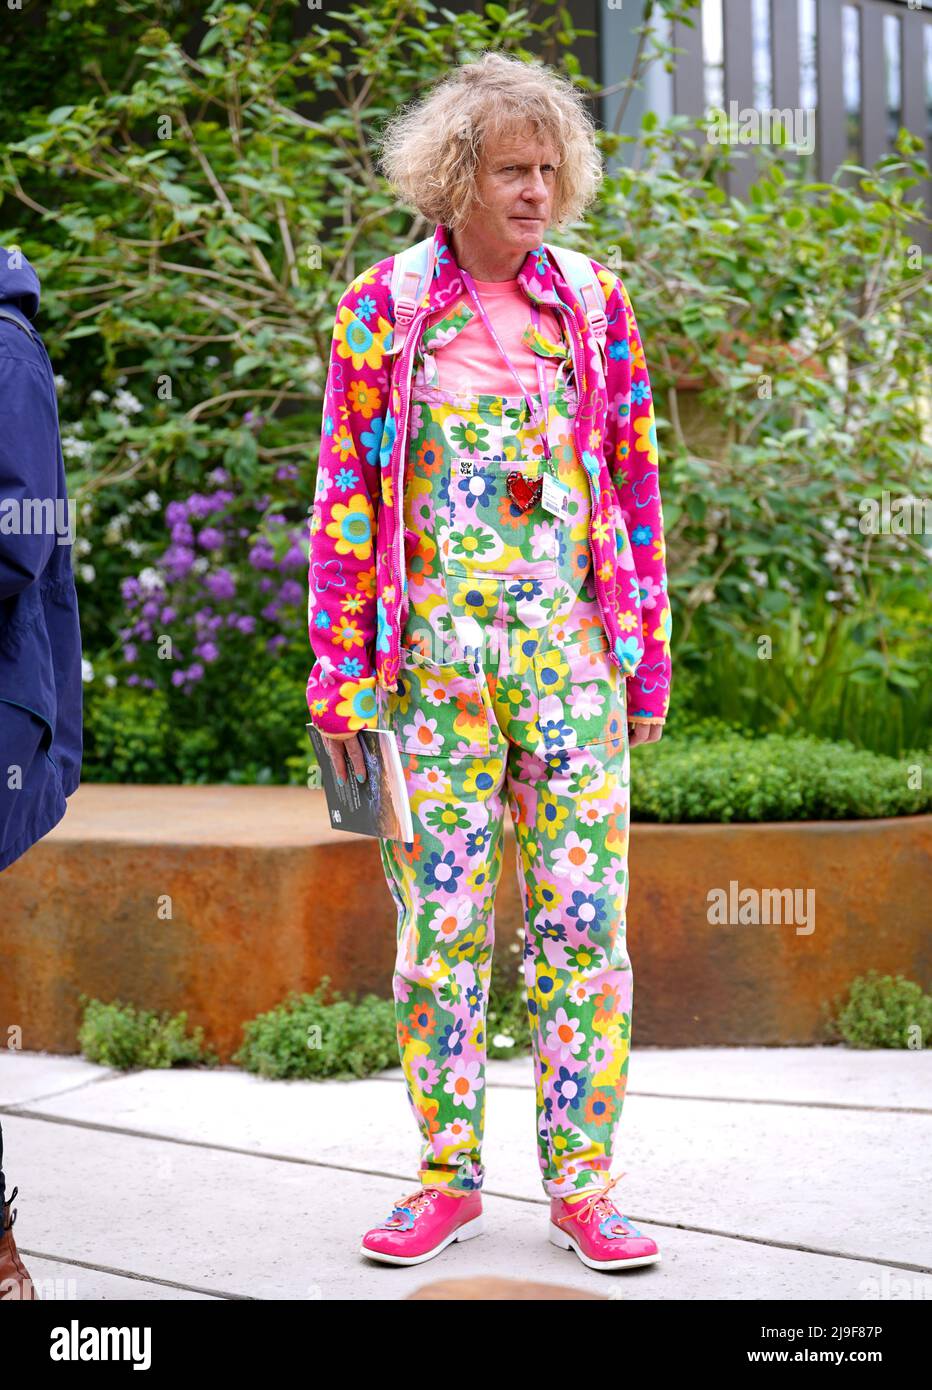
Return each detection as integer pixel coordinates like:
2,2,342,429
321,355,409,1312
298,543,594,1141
0,245,83,872
0,244,84,1300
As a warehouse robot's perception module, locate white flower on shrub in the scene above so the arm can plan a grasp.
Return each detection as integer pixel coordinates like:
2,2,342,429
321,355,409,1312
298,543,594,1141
124,539,145,557
81,658,94,683
113,389,144,418
192,556,209,574
104,674,117,688
54,374,67,396
62,436,94,461
78,564,95,583
73,536,92,557
143,490,161,511
88,389,108,405
138,566,162,593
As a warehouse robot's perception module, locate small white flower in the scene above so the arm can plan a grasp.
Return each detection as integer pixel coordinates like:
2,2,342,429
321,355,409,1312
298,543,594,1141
104,673,117,688
81,658,94,682
192,556,209,573
138,566,162,593
492,1034,515,1049
143,490,161,512
61,437,94,461
54,374,68,395
78,564,96,583
73,536,92,557
205,355,220,368
124,539,145,557
88,389,108,405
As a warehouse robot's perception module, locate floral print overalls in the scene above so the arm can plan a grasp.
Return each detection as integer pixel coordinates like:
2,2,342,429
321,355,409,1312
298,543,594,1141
375,295,633,1200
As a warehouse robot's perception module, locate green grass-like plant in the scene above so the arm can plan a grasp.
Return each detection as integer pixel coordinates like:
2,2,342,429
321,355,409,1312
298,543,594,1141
822,970,932,1049
77,995,219,1069
233,978,398,1079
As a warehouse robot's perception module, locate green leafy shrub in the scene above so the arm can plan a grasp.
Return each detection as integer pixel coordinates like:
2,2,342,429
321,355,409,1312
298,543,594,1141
3,0,929,773
631,728,931,821
83,655,311,783
233,978,398,1079
822,971,932,1049
77,996,219,1069
82,675,173,782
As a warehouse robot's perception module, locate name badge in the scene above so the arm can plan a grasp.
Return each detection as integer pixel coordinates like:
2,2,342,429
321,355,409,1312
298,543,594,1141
541,472,570,521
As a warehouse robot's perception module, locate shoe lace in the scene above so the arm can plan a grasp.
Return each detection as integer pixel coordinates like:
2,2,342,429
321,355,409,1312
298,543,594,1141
389,1188,437,1220
555,1172,628,1228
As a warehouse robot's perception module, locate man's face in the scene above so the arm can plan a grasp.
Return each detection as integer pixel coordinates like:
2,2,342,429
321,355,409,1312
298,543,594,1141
461,129,560,265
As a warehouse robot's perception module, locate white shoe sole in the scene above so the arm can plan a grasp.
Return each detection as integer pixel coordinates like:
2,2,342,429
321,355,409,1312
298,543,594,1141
549,1222,661,1271
359,1212,485,1266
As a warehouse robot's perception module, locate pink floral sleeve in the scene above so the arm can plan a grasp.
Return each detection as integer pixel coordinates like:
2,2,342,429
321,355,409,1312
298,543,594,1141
598,268,672,722
305,278,387,735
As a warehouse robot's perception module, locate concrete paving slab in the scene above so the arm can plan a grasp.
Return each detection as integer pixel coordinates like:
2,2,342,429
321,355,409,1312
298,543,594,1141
7,1051,930,1269
8,1045,929,1111
21,1257,220,1301
0,1053,113,1106
622,1045,932,1110
380,1046,932,1109
3,1113,924,1302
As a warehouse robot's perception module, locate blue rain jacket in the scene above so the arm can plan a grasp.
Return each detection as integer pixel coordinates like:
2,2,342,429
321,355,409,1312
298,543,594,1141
0,248,83,874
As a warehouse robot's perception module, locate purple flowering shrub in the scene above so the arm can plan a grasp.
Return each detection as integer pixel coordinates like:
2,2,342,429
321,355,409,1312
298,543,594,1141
117,464,307,702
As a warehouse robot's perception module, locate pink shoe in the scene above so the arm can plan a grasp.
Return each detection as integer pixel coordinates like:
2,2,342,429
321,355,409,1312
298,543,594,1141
360,1187,484,1266
549,1174,660,1271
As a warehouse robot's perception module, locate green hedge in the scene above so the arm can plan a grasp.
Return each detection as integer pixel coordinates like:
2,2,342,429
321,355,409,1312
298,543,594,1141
631,726,931,822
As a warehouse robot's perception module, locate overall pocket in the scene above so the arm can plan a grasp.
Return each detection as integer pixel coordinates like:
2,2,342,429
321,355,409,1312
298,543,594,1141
383,645,492,758
532,631,628,751
446,455,559,580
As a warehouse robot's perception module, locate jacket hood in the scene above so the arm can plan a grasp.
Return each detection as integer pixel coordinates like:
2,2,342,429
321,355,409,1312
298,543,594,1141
0,246,40,320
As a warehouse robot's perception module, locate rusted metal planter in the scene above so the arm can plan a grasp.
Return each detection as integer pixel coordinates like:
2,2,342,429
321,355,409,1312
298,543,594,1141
1,786,928,1060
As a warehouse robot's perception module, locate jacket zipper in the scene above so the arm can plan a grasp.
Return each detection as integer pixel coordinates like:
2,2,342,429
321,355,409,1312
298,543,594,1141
389,304,431,678
547,296,622,674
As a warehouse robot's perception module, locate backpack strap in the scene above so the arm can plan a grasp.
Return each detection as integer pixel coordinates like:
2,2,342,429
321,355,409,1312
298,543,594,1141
388,235,436,357
544,243,608,348
0,307,39,344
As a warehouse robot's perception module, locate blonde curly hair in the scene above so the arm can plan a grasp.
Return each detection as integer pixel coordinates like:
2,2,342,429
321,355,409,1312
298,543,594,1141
376,51,603,232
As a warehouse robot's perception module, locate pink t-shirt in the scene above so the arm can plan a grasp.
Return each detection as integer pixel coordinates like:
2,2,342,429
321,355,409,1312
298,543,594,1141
423,277,564,396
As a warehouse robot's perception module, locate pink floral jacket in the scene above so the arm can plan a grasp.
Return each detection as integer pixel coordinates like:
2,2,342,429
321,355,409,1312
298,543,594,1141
306,222,672,736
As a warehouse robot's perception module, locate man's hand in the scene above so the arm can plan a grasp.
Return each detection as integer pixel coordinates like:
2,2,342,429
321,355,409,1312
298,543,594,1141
321,730,368,784
628,721,663,749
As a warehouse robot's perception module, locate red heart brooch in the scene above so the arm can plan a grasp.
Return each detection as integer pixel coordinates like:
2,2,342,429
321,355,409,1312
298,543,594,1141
506,472,542,513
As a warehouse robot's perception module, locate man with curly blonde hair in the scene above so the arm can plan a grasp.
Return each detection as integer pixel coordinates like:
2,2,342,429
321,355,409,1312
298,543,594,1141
306,51,671,1273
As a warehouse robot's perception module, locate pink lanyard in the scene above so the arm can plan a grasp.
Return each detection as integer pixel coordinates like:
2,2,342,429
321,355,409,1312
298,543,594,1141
459,268,552,464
